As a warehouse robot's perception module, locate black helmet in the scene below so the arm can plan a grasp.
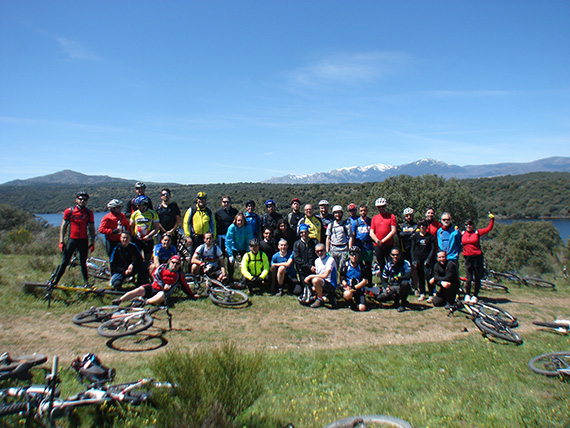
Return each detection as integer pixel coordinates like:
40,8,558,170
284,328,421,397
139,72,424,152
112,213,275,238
249,238,260,247
76,191,89,199
349,246,361,255
245,199,256,207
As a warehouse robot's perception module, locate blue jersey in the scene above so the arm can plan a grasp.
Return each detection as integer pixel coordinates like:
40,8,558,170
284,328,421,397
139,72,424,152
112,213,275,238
153,243,177,263
271,250,297,278
353,217,373,251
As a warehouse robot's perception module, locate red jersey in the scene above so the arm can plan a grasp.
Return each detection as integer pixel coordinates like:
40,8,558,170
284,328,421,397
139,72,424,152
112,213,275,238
426,220,441,237
63,206,94,240
370,212,397,246
461,218,494,256
151,264,190,295
99,212,129,242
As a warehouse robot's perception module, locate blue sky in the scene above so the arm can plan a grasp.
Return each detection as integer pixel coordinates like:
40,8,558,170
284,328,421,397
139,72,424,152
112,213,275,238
1,1,569,184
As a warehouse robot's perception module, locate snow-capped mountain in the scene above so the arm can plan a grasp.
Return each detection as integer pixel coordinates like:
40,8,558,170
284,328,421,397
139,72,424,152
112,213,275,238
263,157,570,184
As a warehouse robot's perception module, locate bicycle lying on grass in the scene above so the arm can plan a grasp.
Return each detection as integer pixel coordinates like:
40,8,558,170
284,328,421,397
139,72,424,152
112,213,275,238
487,269,556,290
283,414,414,428
532,319,570,335
0,353,47,382
447,297,522,344
187,274,249,307
528,352,570,378
0,355,175,426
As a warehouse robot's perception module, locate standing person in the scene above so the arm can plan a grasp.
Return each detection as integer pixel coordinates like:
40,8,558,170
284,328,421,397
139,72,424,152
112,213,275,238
346,203,359,230
304,243,338,308
156,188,181,241
297,204,323,242
183,192,216,254
130,195,161,266
410,220,437,301
273,218,296,250
99,199,128,257
436,212,462,270
340,246,369,312
377,248,412,312
425,207,441,237
462,213,495,304
293,224,317,288
125,182,153,216
262,199,283,233
349,205,374,282
287,198,303,232
50,191,96,287
109,231,147,289
271,239,297,296
399,208,417,262
225,213,253,281
429,251,460,308
317,200,334,242
326,205,352,275
243,199,262,240
369,198,397,275
214,195,238,254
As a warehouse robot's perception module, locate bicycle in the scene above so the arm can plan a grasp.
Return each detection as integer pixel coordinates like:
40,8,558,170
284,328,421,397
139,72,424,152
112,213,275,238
282,414,414,428
447,297,522,344
459,276,508,294
532,319,570,335
96,299,173,338
528,352,570,377
0,353,47,382
187,274,249,307
69,254,112,281
487,269,556,290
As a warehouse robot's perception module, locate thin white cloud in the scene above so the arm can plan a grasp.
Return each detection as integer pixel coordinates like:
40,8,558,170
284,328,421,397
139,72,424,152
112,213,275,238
285,51,411,88
55,36,100,61
425,90,519,97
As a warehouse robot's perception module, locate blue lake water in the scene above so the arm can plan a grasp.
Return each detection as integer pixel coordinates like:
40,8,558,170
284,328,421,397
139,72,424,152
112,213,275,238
35,213,570,242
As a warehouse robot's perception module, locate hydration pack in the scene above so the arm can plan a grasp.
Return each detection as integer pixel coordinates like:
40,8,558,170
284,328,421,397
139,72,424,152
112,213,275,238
71,353,115,384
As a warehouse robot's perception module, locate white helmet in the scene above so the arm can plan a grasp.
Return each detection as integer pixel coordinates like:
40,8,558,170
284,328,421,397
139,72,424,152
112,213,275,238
375,197,387,207
107,199,123,209
318,199,329,206
332,205,343,213
403,207,414,216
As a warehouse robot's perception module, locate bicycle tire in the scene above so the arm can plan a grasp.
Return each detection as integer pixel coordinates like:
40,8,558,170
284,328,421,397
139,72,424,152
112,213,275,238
97,313,154,338
532,320,569,330
185,275,208,297
0,401,29,417
528,351,570,377
475,302,518,327
209,287,249,307
480,280,508,292
72,306,120,326
323,414,414,428
523,277,556,289
474,317,523,344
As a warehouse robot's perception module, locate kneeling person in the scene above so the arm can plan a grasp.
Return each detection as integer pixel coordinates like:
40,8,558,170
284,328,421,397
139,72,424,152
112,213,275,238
110,231,148,289
271,239,298,295
429,251,460,308
304,243,338,308
191,231,227,282
241,239,270,293
377,248,411,312
340,246,369,312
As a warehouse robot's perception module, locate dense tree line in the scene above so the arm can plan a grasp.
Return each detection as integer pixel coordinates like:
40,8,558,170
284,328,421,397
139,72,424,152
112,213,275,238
0,172,568,221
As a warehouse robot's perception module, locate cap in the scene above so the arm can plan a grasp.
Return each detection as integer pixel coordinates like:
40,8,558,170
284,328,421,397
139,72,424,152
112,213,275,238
170,255,182,263
196,192,207,199
375,197,387,207
299,224,310,232
332,205,343,213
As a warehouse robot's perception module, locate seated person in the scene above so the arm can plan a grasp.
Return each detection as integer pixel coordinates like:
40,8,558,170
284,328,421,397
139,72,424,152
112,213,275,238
429,251,460,308
109,231,148,289
271,238,298,296
190,231,227,282
149,233,177,274
240,239,270,294
303,243,338,308
376,248,412,312
113,255,195,305
340,246,369,312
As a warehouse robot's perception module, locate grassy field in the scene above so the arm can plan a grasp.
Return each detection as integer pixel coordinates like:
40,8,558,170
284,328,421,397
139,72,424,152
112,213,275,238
1,253,569,428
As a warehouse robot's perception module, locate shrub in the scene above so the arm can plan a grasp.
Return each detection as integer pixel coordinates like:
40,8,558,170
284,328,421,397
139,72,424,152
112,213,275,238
152,343,264,428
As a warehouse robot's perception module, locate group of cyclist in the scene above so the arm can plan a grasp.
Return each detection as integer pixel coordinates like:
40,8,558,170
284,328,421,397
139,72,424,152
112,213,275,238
53,182,495,311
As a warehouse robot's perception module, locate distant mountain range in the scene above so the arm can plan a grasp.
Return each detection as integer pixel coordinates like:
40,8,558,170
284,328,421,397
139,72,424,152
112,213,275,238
263,157,570,184
2,157,569,187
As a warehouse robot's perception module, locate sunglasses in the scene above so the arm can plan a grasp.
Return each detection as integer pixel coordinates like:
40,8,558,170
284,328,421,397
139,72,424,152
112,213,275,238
442,219,451,222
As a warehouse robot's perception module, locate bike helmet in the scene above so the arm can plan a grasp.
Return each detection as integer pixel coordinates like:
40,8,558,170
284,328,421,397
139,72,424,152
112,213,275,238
298,223,310,233
135,181,146,189
347,203,357,211
134,195,150,206
76,191,89,199
291,197,301,205
318,199,329,206
107,199,123,209
196,191,207,199
349,246,361,255
265,199,276,206
403,207,414,216
332,205,343,213
245,199,256,207
170,255,182,263
375,197,387,206
249,238,260,247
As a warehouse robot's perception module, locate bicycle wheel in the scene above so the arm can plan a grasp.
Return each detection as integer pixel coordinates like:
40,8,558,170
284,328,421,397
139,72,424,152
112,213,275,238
474,317,523,345
72,306,120,325
528,351,570,377
209,286,249,307
0,401,29,417
480,280,508,292
523,277,556,289
475,302,518,327
532,320,569,331
323,414,414,428
97,313,153,338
